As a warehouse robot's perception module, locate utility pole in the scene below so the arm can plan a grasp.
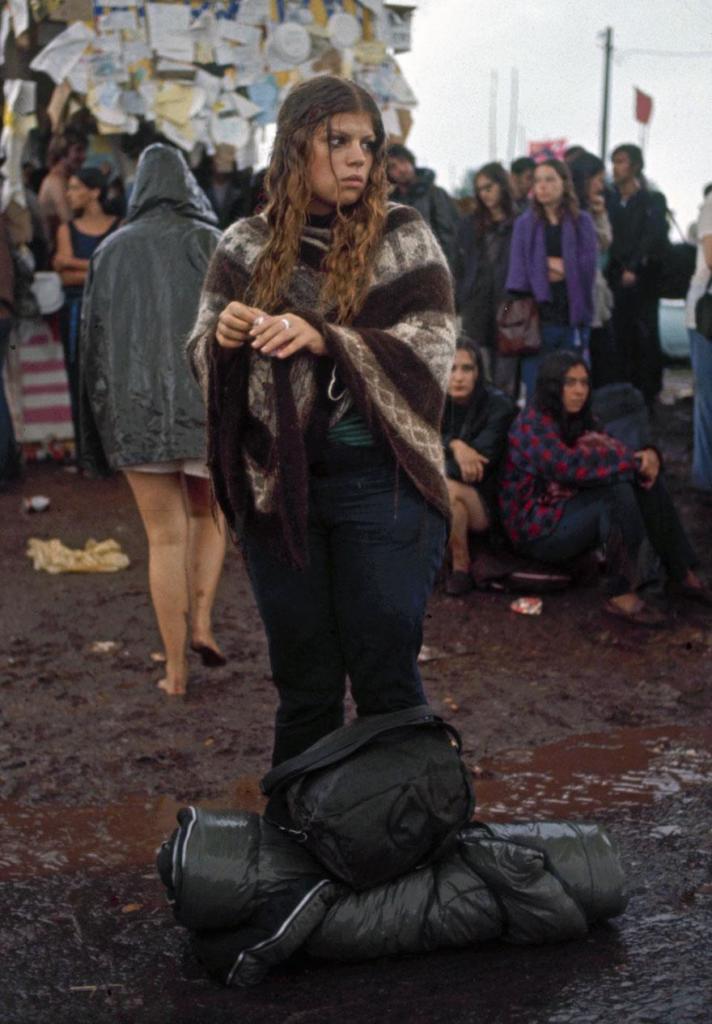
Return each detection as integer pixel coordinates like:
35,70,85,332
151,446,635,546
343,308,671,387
488,70,498,161
600,26,613,161
507,67,519,165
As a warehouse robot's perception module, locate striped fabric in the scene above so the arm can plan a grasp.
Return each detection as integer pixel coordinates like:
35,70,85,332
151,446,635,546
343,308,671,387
13,317,74,443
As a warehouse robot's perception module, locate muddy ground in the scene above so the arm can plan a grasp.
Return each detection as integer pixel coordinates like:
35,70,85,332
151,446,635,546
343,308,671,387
1,383,710,1023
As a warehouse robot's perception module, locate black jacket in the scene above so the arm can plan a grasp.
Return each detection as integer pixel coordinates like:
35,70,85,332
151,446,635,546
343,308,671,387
393,167,461,271
442,381,517,483
200,169,253,229
606,186,668,289
455,216,514,346
79,145,221,475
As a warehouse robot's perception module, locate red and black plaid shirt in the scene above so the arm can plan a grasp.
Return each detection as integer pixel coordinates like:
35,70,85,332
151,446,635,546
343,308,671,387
499,407,637,545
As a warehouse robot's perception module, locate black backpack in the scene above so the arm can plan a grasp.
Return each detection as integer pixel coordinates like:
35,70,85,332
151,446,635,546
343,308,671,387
261,705,475,891
657,240,696,300
592,382,651,450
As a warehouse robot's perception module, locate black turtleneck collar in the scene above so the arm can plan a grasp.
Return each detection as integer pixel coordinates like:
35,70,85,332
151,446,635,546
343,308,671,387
306,210,337,230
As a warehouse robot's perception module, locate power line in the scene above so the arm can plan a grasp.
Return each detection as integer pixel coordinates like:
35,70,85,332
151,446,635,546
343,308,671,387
619,47,712,57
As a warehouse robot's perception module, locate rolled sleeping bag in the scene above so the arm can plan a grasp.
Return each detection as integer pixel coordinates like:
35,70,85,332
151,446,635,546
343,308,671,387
157,811,627,986
468,821,629,925
157,807,339,986
307,820,627,959
305,848,504,961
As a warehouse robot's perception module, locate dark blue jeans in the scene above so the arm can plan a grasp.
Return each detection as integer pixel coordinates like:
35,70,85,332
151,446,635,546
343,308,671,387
521,478,696,595
242,447,447,766
59,296,82,449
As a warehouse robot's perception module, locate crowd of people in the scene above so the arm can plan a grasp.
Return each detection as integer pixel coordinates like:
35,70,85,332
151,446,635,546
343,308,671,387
1,82,711,720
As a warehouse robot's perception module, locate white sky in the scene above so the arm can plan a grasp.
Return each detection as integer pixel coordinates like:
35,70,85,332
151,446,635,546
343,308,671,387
398,0,712,234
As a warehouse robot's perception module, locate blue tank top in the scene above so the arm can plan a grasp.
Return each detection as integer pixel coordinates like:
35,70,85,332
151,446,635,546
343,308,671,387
65,219,118,299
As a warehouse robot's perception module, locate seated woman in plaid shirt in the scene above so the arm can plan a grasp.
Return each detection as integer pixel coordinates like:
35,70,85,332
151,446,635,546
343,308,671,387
499,351,710,626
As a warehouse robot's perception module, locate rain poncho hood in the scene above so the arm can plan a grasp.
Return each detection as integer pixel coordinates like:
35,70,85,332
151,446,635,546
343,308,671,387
79,144,221,474
126,144,218,226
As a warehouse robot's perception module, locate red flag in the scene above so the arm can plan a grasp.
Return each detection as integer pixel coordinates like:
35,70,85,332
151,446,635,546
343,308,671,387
635,88,653,124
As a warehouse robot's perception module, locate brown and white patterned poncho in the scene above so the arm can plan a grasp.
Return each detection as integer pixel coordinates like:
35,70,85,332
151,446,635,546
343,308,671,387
188,202,456,566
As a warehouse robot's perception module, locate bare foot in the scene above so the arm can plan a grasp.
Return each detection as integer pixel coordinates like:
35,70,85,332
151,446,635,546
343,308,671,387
157,676,186,697
683,569,703,590
190,634,226,667
608,592,644,614
191,629,221,650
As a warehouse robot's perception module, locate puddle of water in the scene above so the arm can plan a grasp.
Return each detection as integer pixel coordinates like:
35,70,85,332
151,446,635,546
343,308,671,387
475,725,711,820
0,776,265,882
1,726,709,882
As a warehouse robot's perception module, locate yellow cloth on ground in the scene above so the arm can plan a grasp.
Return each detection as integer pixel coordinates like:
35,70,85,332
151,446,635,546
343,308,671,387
27,538,130,574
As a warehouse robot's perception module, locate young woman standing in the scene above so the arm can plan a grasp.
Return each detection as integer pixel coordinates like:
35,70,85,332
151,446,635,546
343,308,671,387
189,76,456,765
455,162,518,395
54,168,119,444
80,146,227,696
569,151,619,387
506,159,597,403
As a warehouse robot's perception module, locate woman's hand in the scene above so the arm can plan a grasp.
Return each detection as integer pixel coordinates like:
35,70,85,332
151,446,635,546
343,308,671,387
635,447,661,489
547,256,565,283
589,193,606,216
216,301,264,349
249,313,327,359
450,440,489,484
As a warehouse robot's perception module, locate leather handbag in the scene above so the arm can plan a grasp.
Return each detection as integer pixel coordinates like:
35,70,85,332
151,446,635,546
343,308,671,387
496,295,541,356
695,274,712,339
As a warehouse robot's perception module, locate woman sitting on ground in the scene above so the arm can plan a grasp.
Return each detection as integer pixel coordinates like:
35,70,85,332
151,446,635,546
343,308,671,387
499,350,710,626
442,338,517,595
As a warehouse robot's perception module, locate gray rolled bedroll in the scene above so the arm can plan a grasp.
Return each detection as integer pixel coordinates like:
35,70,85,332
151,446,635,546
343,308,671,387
156,808,628,987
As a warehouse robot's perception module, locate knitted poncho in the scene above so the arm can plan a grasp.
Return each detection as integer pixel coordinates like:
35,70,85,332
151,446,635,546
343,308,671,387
188,202,456,565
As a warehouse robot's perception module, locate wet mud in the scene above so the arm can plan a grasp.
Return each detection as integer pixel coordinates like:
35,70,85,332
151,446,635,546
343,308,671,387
1,391,711,1022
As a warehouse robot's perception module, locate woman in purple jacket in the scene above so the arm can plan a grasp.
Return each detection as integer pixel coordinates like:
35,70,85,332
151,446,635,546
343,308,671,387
506,159,597,403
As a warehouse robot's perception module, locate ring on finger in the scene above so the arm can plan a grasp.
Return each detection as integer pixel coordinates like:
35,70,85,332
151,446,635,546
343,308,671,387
281,317,290,331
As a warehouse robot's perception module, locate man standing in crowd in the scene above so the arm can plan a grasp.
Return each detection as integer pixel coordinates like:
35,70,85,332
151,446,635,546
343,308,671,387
386,143,460,271
509,156,535,212
606,143,669,407
37,131,88,252
197,148,254,230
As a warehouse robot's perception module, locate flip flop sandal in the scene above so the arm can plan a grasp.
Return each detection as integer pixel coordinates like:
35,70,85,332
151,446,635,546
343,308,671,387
602,599,667,628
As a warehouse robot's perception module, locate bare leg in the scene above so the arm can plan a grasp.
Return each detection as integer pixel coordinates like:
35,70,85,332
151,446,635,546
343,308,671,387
446,479,490,572
124,471,189,696
184,474,226,657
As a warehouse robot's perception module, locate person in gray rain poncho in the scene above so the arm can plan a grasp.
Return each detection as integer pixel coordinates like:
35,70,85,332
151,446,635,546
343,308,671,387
79,144,227,697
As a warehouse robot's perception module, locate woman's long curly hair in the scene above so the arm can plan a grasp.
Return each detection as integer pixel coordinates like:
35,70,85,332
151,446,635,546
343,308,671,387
531,158,580,222
534,350,594,445
245,76,389,324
